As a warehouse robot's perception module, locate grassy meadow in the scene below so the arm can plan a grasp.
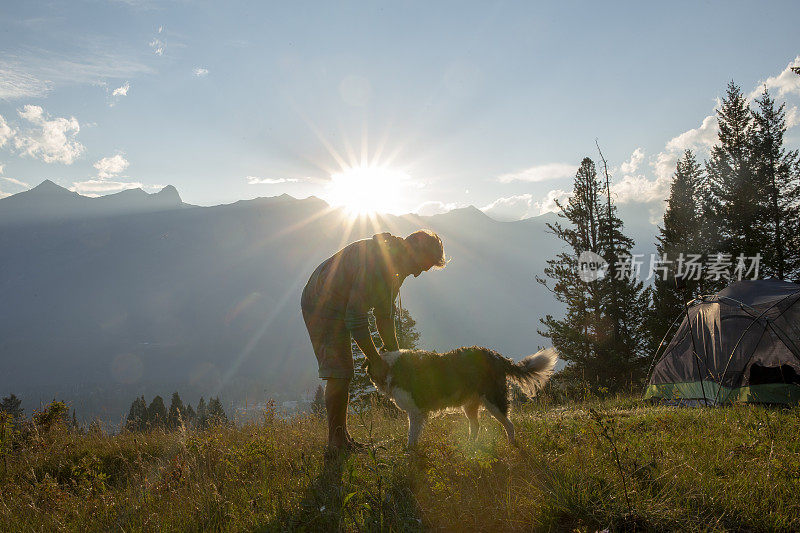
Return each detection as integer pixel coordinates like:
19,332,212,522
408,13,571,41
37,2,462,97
2,396,800,532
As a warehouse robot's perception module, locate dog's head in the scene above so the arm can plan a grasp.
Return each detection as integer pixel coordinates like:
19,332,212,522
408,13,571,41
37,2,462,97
364,353,390,389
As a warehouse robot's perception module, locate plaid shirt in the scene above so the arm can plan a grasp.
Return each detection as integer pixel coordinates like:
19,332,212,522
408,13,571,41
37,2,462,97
301,235,399,332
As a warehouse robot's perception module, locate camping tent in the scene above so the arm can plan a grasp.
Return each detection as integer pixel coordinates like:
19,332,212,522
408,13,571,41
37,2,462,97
645,279,800,404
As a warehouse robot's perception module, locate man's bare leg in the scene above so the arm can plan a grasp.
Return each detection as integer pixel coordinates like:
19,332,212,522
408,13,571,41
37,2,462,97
325,378,350,449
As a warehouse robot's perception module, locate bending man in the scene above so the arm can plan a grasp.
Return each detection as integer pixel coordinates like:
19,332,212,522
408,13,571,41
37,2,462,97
301,230,445,452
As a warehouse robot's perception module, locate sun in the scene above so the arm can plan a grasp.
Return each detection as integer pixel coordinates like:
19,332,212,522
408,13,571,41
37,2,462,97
325,165,409,215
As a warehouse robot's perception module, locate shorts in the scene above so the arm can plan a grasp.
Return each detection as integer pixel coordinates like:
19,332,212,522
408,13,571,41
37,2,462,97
302,307,353,380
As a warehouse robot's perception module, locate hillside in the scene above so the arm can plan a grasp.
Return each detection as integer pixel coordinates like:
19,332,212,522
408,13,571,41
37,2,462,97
0,182,658,420
1,398,798,531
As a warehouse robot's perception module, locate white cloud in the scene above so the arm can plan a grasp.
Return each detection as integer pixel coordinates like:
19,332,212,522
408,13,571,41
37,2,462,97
651,114,718,181
747,55,800,101
786,106,800,129
480,190,572,219
2,176,31,189
497,162,577,183
246,176,300,185
414,200,459,216
612,173,671,204
481,194,535,221
1,49,152,102
149,38,165,56
0,66,51,100
0,114,15,146
533,189,571,215
70,179,143,194
193,68,209,77
620,147,644,175
112,82,130,97
13,105,85,164
93,154,130,179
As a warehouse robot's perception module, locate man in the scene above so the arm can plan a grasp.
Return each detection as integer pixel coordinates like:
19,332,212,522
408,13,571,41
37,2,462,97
301,230,445,452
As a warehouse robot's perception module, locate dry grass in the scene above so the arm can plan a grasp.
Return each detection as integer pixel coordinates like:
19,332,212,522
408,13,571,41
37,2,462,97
2,398,800,531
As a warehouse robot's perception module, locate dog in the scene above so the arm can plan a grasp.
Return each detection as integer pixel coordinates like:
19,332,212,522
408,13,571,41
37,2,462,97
366,346,558,447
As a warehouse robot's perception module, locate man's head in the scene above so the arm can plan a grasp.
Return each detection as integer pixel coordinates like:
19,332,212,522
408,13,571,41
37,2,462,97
403,229,446,277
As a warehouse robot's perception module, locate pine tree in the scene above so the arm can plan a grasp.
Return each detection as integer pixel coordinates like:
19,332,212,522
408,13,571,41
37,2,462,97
705,81,762,285
537,158,605,389
146,395,167,428
648,150,704,354
184,404,197,427
538,157,649,392
0,394,24,426
125,396,147,431
751,87,800,280
207,397,227,425
167,392,185,430
196,397,208,429
311,385,325,415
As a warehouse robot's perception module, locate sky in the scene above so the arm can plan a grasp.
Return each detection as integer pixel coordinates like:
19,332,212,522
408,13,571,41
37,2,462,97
1,0,799,220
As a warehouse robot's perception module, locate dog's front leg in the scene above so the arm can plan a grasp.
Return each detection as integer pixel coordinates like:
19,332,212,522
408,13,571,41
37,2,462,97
407,412,426,447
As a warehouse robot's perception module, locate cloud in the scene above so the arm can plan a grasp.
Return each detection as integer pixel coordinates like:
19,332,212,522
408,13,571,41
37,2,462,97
93,154,130,179
480,189,572,219
0,48,152,102
533,189,571,215
620,147,644,174
497,162,577,183
786,106,800,129
149,38,165,56
651,114,718,180
70,179,143,194
0,114,15,147
414,200,459,216
480,194,535,221
246,176,301,185
0,65,51,99
112,82,130,97
612,173,671,204
747,55,800,101
13,105,85,164
2,176,31,189
193,68,209,77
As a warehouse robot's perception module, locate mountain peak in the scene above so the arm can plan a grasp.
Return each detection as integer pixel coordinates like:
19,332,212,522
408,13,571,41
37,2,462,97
29,179,74,196
154,185,182,204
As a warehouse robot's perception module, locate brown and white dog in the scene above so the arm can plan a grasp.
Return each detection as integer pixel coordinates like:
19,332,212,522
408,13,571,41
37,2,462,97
366,346,558,446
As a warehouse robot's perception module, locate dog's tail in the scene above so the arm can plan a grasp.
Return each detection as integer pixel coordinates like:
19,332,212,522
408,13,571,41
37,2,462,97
505,348,558,396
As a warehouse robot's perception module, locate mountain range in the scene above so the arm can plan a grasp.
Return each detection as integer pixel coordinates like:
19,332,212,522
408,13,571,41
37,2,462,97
0,181,659,421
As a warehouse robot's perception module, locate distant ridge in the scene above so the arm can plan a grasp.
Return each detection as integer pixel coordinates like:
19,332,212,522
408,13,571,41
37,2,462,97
0,180,185,226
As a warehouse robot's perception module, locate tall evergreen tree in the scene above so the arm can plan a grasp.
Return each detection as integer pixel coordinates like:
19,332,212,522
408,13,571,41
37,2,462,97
167,392,185,429
648,150,704,354
538,157,649,392
751,87,800,280
0,394,24,426
705,81,762,285
147,395,167,428
196,397,208,429
126,395,147,431
207,397,227,425
184,404,197,427
311,385,326,415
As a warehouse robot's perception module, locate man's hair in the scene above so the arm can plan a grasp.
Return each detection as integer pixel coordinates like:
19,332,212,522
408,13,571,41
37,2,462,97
405,229,446,269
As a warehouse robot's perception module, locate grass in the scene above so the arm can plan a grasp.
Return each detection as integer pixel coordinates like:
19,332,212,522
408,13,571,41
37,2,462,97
2,396,800,531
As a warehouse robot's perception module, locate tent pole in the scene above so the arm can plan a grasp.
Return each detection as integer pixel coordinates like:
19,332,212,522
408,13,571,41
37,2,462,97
677,275,709,406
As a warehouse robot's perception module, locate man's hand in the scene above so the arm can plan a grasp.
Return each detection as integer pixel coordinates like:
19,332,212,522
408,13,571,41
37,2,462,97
376,316,399,353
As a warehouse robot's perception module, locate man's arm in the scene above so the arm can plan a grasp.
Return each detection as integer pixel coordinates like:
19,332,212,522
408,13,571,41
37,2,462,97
376,316,399,352
350,324,381,363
